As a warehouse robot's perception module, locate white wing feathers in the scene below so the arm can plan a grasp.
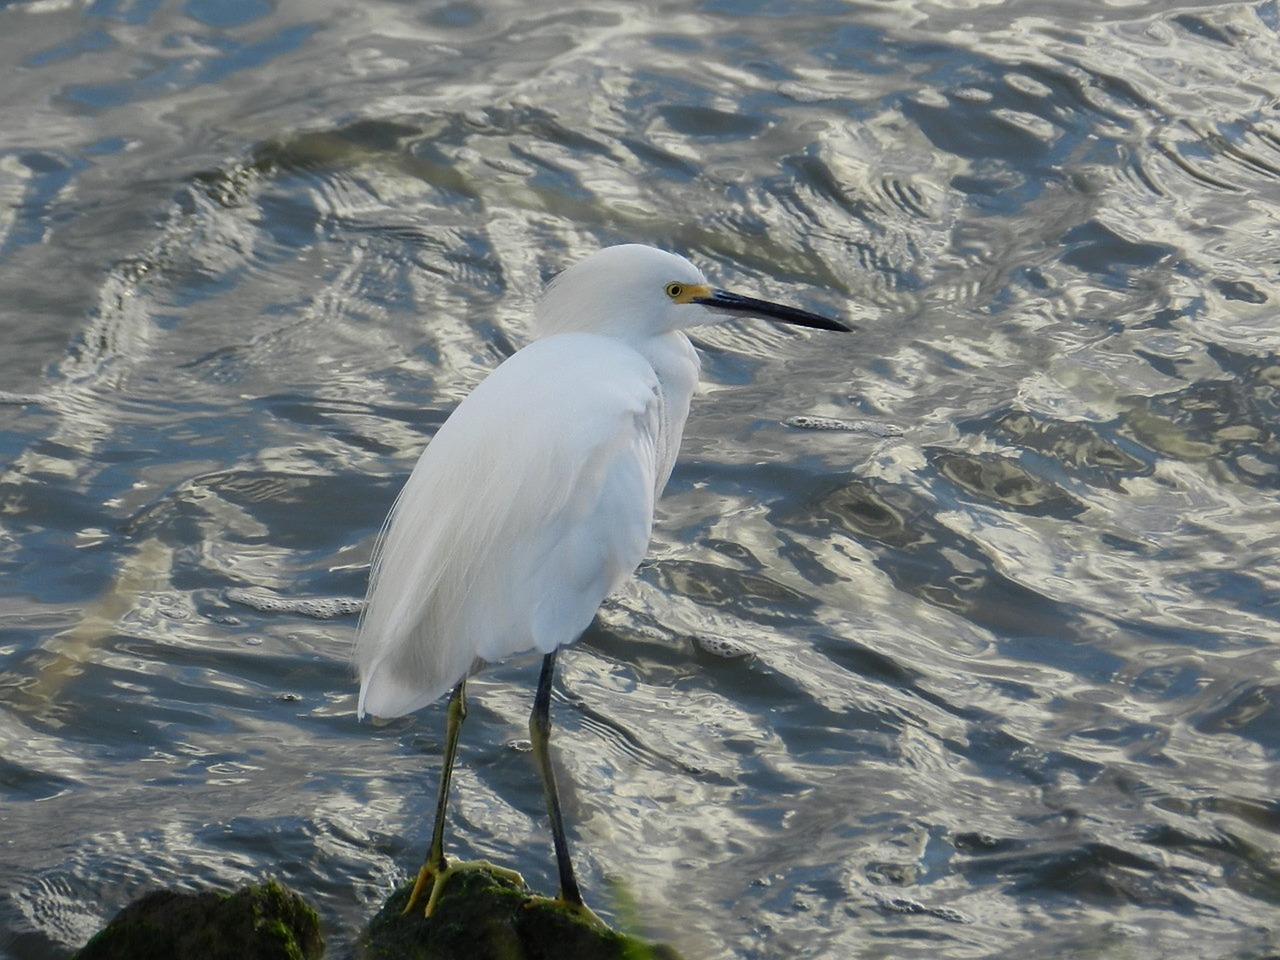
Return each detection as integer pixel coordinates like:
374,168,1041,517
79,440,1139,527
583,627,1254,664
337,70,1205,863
356,333,664,719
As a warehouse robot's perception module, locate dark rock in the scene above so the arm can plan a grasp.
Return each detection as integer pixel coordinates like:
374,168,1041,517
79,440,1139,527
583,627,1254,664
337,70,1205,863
359,864,682,960
73,878,322,960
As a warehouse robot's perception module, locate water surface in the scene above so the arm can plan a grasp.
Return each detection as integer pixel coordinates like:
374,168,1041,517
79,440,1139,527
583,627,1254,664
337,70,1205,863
1,1,1278,958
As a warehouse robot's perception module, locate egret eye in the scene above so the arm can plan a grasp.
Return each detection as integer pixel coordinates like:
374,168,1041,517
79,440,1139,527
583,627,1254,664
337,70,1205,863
664,282,684,300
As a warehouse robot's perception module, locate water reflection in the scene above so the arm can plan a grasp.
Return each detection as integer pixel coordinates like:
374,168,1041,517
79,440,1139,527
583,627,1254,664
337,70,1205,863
2,0,1280,958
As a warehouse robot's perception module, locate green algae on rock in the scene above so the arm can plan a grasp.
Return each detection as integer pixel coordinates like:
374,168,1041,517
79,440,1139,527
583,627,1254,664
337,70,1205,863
73,878,322,960
360,864,683,960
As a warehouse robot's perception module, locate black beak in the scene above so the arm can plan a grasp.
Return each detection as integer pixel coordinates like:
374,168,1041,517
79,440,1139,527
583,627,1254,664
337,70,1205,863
693,288,852,332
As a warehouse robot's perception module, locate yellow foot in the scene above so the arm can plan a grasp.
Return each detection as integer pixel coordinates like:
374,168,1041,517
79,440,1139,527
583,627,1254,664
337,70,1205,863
525,893,606,928
403,859,525,917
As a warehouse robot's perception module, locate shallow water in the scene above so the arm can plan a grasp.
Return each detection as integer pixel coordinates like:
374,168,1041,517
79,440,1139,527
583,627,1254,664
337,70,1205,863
2,1,1279,957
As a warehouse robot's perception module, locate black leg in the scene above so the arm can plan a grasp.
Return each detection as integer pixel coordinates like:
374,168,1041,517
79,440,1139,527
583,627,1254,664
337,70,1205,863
530,649,584,906
403,678,467,913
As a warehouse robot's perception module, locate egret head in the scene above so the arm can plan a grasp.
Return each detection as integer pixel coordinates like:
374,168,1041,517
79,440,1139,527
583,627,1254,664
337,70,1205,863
534,244,849,340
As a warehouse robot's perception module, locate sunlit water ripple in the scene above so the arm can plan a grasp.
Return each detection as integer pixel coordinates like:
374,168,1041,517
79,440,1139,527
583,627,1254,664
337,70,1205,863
1,1,1278,958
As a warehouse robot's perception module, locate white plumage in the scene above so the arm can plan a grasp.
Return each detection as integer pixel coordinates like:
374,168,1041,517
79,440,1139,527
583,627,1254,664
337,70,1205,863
353,243,847,915
356,246,701,718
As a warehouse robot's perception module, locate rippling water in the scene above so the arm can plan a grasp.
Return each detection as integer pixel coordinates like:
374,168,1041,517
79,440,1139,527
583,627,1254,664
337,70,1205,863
2,1,1279,958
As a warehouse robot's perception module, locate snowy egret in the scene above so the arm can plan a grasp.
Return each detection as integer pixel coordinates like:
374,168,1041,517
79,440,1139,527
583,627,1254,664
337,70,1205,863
356,243,849,917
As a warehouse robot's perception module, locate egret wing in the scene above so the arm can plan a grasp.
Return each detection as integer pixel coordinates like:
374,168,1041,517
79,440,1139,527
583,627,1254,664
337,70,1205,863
356,333,664,719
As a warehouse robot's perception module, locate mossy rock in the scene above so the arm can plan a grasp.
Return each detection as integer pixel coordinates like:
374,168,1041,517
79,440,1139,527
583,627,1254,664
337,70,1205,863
74,878,322,960
360,864,682,960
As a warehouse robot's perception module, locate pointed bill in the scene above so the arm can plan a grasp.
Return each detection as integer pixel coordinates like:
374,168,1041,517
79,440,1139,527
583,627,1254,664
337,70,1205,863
693,288,851,332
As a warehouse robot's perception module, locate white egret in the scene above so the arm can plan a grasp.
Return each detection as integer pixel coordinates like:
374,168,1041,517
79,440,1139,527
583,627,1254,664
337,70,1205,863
356,243,850,917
